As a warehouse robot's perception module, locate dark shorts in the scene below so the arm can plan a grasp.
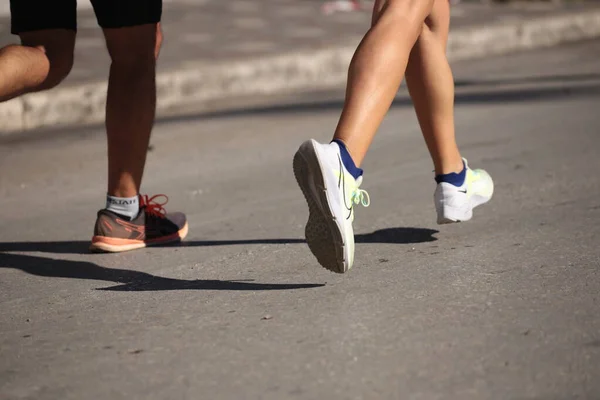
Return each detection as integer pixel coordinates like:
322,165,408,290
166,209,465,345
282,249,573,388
10,0,162,34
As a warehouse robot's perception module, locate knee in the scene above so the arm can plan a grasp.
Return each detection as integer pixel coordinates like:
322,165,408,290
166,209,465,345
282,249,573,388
424,0,450,32
377,0,434,37
38,45,74,90
106,24,160,71
0,43,73,91
385,0,434,18
17,31,75,91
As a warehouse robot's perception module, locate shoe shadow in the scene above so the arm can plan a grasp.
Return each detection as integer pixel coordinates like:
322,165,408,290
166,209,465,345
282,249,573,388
0,227,438,255
356,227,438,244
0,253,324,292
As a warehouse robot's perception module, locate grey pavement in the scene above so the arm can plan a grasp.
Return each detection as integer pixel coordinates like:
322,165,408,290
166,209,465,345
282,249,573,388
1,38,600,399
1,0,600,133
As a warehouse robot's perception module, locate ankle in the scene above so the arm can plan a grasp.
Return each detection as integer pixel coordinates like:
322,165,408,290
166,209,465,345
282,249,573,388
435,158,464,175
105,193,140,220
107,181,139,199
435,159,466,187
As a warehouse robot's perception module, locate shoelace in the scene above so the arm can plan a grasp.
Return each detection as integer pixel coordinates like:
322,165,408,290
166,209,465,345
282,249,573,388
351,188,370,207
140,194,169,218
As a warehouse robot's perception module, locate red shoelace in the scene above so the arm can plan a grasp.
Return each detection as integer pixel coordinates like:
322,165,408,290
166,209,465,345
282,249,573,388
139,194,169,218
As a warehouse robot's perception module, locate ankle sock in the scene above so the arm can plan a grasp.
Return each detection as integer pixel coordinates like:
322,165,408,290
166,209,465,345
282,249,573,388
106,194,139,220
332,139,363,180
435,161,466,187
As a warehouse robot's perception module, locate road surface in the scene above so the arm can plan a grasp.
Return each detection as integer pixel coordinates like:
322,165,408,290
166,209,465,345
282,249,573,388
1,40,599,400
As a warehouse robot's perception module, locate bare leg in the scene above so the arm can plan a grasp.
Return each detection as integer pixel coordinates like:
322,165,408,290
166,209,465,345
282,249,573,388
103,23,162,198
332,0,435,166
405,0,462,175
0,30,74,102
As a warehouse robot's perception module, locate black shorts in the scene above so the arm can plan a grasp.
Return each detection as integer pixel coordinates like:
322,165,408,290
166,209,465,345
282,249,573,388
10,0,162,34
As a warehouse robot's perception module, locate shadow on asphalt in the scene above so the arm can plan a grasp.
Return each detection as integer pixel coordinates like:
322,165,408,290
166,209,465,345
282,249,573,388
0,227,438,290
0,227,439,255
0,252,325,292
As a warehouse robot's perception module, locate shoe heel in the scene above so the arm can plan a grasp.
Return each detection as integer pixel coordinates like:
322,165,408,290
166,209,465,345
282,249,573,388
436,204,473,225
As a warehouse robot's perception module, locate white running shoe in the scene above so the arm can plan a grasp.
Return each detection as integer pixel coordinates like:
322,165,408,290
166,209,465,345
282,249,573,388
293,139,370,273
435,158,494,224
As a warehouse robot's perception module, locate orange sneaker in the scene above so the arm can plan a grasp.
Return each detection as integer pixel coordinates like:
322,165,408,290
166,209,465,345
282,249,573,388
90,194,188,253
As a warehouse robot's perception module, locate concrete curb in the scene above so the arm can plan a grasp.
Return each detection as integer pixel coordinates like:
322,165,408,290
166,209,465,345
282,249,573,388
1,8,600,135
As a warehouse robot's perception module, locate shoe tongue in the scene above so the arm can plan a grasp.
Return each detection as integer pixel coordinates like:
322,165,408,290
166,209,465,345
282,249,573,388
355,175,363,187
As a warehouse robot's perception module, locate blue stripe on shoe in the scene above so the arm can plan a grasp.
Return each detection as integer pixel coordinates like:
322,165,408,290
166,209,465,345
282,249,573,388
332,139,363,180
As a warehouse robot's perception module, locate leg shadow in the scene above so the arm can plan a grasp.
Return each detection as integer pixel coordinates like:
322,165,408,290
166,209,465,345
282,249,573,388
0,253,325,292
0,227,438,255
355,227,438,244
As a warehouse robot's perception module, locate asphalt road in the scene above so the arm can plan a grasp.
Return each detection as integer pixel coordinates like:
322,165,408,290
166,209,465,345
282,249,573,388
1,40,599,400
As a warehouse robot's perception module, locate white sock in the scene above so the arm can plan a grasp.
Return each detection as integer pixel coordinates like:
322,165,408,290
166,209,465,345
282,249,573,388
105,194,139,220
